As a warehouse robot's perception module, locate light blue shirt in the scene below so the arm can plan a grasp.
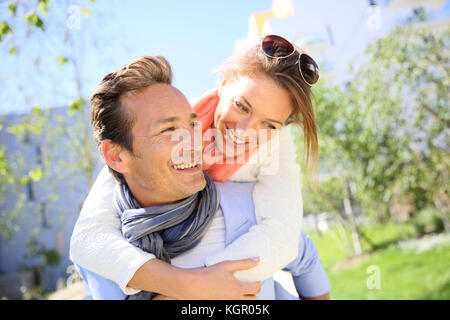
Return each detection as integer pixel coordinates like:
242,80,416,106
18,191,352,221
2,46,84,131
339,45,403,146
77,181,330,300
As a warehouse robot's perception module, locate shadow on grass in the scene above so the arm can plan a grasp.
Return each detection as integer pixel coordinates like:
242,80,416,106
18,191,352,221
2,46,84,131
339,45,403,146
364,230,445,254
419,278,450,300
367,237,405,252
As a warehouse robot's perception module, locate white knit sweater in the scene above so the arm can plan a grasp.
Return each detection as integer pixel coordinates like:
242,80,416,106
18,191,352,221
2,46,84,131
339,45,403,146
69,125,303,295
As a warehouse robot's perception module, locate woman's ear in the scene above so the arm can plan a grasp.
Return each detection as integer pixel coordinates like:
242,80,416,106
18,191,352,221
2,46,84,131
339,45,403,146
101,139,128,174
218,79,227,98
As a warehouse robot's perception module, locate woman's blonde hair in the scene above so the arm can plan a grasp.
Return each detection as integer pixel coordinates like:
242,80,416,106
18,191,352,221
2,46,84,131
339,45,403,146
217,43,319,184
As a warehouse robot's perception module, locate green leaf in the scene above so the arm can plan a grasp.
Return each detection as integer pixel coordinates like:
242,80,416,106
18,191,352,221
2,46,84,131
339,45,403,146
31,106,43,115
37,0,50,16
39,249,61,266
8,46,18,55
20,175,29,184
29,168,44,181
69,98,84,114
9,2,17,16
82,8,91,17
0,148,8,175
7,123,25,134
57,56,68,66
0,21,12,35
28,124,43,134
0,21,12,42
23,13,45,31
0,166,10,175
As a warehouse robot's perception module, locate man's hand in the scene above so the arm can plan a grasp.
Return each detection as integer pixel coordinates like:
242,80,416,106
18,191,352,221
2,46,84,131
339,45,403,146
184,258,262,300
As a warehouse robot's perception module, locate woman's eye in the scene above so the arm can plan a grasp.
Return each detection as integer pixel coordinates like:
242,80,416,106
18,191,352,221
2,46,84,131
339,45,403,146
234,101,249,113
265,122,276,130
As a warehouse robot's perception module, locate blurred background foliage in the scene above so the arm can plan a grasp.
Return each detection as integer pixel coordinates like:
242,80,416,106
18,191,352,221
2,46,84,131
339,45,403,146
296,22,449,251
0,0,449,299
293,19,449,299
0,0,97,239
0,0,98,299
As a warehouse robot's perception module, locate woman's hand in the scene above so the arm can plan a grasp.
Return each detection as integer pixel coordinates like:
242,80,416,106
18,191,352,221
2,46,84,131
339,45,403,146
128,257,261,300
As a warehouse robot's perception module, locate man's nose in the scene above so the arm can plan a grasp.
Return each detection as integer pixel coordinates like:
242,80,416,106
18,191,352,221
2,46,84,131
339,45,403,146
182,123,202,161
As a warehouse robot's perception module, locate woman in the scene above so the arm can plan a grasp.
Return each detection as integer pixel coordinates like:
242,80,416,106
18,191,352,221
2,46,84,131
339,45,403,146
70,35,323,299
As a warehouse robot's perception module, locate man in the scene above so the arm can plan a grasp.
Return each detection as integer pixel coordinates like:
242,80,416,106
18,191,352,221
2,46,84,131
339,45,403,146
71,55,330,300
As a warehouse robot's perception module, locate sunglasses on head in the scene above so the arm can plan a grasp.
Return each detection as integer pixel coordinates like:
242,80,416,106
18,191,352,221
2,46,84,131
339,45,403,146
261,34,320,86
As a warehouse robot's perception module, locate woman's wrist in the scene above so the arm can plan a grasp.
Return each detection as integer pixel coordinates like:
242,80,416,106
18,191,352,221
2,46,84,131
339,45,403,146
173,266,207,299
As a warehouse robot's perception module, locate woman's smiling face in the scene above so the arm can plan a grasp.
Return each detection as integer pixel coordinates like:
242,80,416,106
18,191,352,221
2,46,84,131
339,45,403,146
214,73,294,157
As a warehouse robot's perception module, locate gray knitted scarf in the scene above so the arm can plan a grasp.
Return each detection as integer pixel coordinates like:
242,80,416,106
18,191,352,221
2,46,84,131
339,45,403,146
113,172,220,300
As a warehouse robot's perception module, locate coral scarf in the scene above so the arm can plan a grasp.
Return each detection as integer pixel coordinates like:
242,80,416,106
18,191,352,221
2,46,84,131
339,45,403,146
192,89,254,182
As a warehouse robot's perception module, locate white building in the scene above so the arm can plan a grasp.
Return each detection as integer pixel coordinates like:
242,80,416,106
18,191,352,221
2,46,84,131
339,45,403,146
0,107,101,298
238,0,449,84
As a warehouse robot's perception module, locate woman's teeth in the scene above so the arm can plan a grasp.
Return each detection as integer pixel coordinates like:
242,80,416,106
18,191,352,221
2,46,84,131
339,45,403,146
227,130,246,145
172,162,198,170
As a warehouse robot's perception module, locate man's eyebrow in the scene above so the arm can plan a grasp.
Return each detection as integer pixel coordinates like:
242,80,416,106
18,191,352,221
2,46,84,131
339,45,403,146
240,96,283,126
155,113,198,125
155,116,178,125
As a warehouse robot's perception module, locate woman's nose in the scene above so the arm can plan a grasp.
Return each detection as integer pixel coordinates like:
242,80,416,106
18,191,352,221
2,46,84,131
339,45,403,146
237,116,257,132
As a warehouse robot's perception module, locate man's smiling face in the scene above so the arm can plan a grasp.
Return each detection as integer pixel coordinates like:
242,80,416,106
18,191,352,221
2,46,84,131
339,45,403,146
119,83,205,207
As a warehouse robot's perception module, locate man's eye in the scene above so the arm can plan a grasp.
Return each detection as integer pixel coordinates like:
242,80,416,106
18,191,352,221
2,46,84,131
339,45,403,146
161,127,175,133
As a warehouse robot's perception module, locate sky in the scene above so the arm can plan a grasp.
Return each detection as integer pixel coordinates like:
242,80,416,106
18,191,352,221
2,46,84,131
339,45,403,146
0,0,273,114
0,0,449,115
91,0,273,97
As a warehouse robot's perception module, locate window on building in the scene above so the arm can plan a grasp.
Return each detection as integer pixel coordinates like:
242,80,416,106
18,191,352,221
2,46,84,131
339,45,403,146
36,144,43,166
23,129,31,144
413,7,425,17
40,202,50,229
26,180,35,201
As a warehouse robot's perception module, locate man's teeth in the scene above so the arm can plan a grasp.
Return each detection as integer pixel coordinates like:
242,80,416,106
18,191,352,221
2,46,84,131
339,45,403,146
173,163,198,170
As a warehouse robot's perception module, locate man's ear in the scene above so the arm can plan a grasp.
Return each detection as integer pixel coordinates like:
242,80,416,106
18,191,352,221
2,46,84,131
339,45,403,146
101,139,128,174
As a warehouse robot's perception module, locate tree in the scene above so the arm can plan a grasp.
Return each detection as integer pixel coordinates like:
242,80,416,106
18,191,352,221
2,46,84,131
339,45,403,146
346,23,449,227
294,81,368,256
0,0,107,296
1,0,100,229
296,22,449,257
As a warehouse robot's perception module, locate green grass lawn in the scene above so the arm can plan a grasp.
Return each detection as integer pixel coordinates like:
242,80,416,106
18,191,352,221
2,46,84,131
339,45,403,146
309,223,450,300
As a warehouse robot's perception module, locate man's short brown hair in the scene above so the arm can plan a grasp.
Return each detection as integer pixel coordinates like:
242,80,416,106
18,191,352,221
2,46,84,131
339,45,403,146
90,55,173,182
